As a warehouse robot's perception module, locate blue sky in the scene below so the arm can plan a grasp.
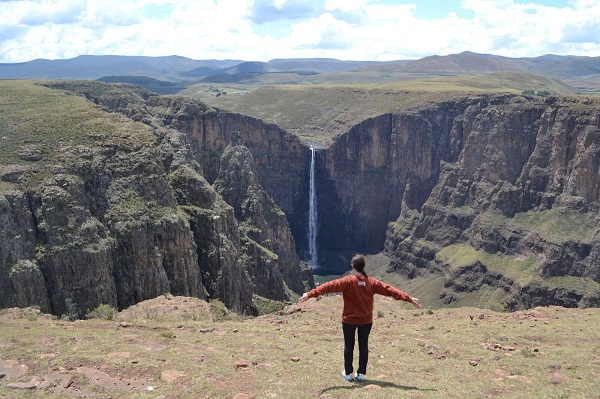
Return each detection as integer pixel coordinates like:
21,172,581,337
0,0,597,63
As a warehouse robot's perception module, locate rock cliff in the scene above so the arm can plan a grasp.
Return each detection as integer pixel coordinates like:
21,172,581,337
317,94,600,309
0,81,313,318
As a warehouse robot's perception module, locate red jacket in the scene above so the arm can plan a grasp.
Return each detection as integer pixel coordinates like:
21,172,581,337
306,275,412,324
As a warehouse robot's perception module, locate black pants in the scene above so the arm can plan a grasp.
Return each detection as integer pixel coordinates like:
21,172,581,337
342,322,372,375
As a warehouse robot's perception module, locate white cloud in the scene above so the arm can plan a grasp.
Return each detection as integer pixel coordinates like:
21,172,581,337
0,0,598,63
457,0,600,57
3,0,85,26
324,0,369,12
82,0,143,27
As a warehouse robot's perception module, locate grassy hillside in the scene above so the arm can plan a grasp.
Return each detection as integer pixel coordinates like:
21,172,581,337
366,200,600,311
1,296,599,398
0,80,155,192
182,73,574,145
181,84,452,145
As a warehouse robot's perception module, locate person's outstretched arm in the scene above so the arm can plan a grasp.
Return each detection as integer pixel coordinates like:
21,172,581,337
372,278,422,308
297,277,350,303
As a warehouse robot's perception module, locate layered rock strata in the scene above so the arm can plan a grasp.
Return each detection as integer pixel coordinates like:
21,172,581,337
318,94,600,308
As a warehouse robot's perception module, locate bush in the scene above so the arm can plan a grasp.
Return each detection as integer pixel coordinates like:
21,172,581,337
86,304,118,320
160,331,176,339
210,299,229,321
521,347,537,358
252,295,287,315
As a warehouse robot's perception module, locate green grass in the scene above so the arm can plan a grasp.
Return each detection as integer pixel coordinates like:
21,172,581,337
511,209,597,244
85,304,118,320
545,275,600,292
365,252,510,310
436,244,537,283
314,274,345,285
0,80,155,191
478,208,597,245
1,297,599,398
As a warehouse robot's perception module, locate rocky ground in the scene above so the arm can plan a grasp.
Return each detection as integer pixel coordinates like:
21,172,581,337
1,295,600,398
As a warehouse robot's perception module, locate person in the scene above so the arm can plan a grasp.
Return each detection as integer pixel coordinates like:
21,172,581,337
298,253,421,383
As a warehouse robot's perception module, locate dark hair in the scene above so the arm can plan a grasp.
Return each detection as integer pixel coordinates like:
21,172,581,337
351,254,367,277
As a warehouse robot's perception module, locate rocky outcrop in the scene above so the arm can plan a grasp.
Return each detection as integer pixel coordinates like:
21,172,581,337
214,143,313,297
0,82,313,318
319,100,474,272
0,190,50,312
170,165,253,314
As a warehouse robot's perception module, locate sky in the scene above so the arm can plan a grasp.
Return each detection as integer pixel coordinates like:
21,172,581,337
0,0,599,63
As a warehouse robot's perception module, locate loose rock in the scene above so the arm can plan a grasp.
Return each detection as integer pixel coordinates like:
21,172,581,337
7,382,37,390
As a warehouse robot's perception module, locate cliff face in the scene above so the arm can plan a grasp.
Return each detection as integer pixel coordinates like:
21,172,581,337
0,82,313,318
318,94,600,309
319,110,452,269
146,97,314,296
214,143,312,298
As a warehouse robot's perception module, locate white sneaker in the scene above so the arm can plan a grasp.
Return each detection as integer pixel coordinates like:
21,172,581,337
354,372,365,382
341,371,353,382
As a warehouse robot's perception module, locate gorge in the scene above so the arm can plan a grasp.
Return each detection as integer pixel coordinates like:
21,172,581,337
1,80,600,319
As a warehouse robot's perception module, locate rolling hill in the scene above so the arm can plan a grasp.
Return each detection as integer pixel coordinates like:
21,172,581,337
1,52,598,95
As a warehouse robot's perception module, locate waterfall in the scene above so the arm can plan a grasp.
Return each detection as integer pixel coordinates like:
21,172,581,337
308,147,318,269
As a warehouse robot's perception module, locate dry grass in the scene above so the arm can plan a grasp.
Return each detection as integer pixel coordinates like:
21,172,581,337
182,71,578,146
185,85,470,146
1,295,599,399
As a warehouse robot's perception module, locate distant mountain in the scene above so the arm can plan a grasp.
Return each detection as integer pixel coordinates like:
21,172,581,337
199,58,382,80
196,59,383,84
356,51,600,81
1,52,598,95
0,55,383,81
180,66,220,78
97,75,186,95
202,58,381,76
221,61,276,74
392,51,528,74
267,58,379,73
523,54,600,79
0,55,242,81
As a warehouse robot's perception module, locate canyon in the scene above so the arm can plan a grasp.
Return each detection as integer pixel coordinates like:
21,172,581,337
1,81,599,318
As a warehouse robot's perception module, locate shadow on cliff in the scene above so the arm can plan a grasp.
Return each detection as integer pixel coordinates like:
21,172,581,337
320,379,437,395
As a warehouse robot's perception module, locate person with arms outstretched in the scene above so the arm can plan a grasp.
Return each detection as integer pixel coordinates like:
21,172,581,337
298,254,421,382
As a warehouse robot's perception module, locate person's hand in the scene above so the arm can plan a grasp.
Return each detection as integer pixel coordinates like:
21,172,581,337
298,293,309,303
410,297,422,308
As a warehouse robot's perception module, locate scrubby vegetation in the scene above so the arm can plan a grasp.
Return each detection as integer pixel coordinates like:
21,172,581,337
85,304,118,320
